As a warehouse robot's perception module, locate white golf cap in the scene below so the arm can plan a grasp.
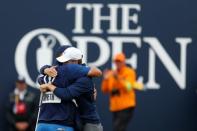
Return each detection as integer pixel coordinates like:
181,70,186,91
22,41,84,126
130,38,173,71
56,47,83,63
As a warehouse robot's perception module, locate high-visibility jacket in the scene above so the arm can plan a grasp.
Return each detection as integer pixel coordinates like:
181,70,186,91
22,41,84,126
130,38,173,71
101,66,136,112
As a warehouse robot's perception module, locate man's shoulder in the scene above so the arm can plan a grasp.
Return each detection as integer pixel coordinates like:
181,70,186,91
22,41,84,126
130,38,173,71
56,64,70,76
125,66,136,74
57,64,82,71
58,63,81,68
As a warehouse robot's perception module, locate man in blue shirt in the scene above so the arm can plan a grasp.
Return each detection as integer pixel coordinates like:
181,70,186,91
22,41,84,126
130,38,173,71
37,47,102,131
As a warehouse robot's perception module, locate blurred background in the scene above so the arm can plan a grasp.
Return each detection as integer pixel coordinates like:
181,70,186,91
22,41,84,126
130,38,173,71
0,0,197,131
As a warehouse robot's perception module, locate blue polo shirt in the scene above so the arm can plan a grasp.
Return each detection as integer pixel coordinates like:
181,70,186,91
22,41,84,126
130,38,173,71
53,77,101,124
38,64,90,127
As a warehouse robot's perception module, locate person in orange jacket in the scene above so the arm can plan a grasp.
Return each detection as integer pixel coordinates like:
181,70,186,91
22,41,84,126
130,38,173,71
101,53,143,131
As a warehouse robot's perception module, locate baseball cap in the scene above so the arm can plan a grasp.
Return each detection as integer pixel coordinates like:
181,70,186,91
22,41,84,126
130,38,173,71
56,47,83,63
114,53,126,62
55,45,72,58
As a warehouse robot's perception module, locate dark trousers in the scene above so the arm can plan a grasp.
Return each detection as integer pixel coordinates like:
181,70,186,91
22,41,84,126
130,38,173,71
112,107,135,131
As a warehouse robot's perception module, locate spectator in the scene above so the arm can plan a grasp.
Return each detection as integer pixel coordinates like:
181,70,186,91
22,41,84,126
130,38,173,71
101,53,143,131
6,76,38,131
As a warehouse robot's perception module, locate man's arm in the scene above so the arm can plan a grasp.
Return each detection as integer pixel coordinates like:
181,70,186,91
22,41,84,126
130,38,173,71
40,65,57,77
41,64,102,78
6,100,16,126
28,93,39,125
101,70,115,94
64,64,102,81
40,65,51,75
116,69,143,91
88,66,102,77
41,77,92,101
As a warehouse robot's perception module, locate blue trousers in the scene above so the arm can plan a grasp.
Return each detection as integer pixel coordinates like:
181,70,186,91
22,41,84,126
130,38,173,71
36,123,74,131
